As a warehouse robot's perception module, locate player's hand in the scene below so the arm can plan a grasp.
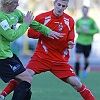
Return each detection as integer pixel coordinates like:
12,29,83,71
48,31,65,39
68,41,75,49
81,26,88,34
83,30,88,34
23,11,34,25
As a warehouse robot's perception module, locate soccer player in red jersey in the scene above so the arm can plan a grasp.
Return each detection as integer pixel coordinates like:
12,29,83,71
0,0,95,100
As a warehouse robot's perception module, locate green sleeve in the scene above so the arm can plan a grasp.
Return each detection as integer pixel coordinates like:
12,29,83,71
76,20,81,33
30,20,52,36
0,22,29,42
14,9,24,23
15,9,52,36
87,20,99,35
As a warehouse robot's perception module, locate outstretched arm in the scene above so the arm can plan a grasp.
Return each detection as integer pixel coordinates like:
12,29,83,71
0,11,33,42
30,20,65,39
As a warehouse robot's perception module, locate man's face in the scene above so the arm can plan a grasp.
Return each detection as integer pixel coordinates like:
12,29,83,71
7,0,19,12
82,7,88,17
53,0,68,16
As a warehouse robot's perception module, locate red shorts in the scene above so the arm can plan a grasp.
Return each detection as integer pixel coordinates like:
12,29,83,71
26,55,76,82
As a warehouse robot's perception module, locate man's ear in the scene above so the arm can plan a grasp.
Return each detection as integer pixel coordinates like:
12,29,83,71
54,1,56,6
65,5,68,9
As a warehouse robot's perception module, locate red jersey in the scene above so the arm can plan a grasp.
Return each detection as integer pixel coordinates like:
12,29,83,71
28,10,75,62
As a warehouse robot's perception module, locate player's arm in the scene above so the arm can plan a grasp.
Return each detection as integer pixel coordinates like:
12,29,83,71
17,10,64,39
30,20,51,36
0,11,33,42
17,10,50,36
28,15,65,39
0,20,29,42
87,20,99,35
76,20,82,34
67,20,75,49
30,19,65,39
29,13,65,39
27,15,44,39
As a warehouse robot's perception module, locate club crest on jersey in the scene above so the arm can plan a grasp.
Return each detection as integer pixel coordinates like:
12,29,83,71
58,23,63,31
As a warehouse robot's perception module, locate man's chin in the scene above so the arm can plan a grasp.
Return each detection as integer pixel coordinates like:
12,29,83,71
57,14,61,16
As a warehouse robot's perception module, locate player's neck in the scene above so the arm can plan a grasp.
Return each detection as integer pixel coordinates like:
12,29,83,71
83,15,88,19
53,10,62,17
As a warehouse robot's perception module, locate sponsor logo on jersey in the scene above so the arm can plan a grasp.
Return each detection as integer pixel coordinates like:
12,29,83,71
0,20,9,30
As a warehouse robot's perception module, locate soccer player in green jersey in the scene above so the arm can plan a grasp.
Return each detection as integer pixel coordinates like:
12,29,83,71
74,6,99,79
0,0,64,100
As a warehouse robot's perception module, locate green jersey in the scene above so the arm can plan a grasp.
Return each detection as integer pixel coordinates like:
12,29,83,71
76,17,99,45
0,9,51,59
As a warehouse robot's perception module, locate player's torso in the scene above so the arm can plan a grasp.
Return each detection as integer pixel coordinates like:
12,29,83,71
34,11,73,62
37,11,72,49
0,10,19,59
76,18,94,45
77,18,93,32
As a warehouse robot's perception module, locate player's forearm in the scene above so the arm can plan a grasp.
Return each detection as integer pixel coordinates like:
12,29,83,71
67,31,75,42
30,20,51,36
0,22,29,41
76,27,82,34
87,28,99,35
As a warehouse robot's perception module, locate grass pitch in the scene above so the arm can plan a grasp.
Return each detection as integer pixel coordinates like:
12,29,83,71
0,71,100,100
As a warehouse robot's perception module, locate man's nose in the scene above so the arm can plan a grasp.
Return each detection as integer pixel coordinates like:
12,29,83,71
59,6,63,9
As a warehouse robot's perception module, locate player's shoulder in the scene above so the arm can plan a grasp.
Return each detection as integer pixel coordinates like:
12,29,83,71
9,9,23,19
76,17,82,22
88,17,95,22
36,10,51,18
63,13,74,22
35,10,52,21
64,13,75,24
14,9,23,15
